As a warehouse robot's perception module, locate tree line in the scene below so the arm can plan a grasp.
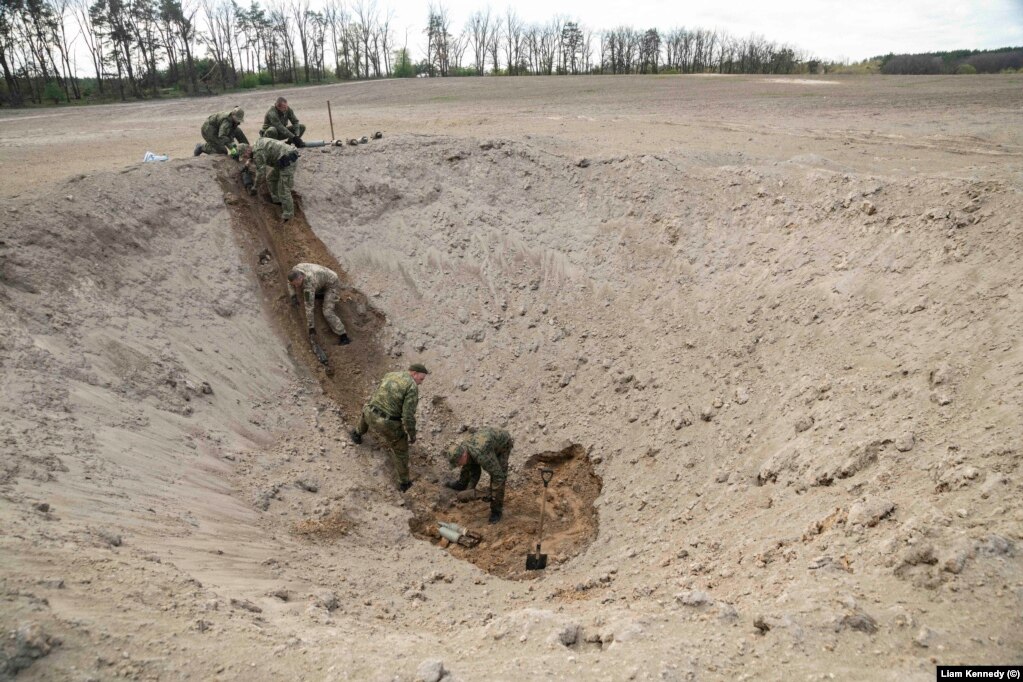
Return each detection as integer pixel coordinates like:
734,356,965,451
878,47,1023,75
0,0,821,106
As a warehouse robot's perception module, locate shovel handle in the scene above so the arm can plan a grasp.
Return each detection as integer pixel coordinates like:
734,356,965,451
540,467,554,487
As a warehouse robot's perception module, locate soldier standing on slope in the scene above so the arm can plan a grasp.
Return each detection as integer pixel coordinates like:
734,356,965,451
350,364,429,492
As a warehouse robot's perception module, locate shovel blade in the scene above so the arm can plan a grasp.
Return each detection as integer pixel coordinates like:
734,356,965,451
526,552,548,570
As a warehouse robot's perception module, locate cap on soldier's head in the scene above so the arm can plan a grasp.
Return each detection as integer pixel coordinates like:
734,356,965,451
231,106,245,122
445,443,464,468
408,363,429,375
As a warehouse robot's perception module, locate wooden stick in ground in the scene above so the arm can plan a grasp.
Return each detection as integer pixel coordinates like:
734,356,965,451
327,100,335,142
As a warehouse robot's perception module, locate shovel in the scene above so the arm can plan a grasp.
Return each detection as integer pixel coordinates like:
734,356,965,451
526,467,555,570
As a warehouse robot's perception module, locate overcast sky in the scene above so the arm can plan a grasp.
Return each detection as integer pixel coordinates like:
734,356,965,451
386,0,1023,62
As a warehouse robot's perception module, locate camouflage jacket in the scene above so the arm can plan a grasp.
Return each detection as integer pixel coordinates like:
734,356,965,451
252,136,294,175
206,111,246,144
261,105,300,138
289,263,339,330
461,427,513,482
368,371,420,441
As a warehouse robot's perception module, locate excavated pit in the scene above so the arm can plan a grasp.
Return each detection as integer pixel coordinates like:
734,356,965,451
218,163,602,577
407,443,602,580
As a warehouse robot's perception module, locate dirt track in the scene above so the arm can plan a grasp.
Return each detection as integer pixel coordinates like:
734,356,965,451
1,75,1022,680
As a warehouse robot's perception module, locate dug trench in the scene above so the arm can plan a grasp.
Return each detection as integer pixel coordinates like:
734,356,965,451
216,161,602,580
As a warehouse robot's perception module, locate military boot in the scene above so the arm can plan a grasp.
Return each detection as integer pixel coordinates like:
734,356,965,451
193,143,203,156
349,429,362,445
445,481,468,491
488,506,502,524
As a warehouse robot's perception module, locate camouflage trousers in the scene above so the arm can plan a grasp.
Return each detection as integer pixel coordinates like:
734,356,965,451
200,121,246,155
457,448,510,513
318,282,347,336
355,406,409,485
262,123,307,140
267,164,296,220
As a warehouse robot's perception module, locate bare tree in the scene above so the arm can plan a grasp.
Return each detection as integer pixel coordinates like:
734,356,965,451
486,14,500,73
465,7,488,75
503,6,520,75
352,0,376,77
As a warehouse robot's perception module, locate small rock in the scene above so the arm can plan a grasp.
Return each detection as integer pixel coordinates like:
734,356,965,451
96,529,122,547
794,415,815,433
847,499,895,527
914,626,936,648
295,478,319,493
547,623,580,647
576,157,590,168
200,381,213,395
254,485,281,511
860,200,876,215
313,590,339,611
941,543,972,574
894,433,915,452
699,407,715,422
415,658,446,682
715,602,739,623
929,365,950,386
980,473,1009,499
33,502,50,513
3,623,60,675
899,544,937,567
925,207,949,221
734,387,750,405
229,598,263,613
676,590,713,607
839,610,878,634
976,534,1014,557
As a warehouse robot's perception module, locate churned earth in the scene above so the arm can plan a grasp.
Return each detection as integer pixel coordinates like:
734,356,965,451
1,74,1022,681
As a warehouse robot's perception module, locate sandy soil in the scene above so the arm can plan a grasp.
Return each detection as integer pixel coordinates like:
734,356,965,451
1,75,1022,680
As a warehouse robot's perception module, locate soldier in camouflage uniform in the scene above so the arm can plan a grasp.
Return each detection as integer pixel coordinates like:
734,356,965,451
238,137,299,221
445,427,514,523
194,106,248,156
286,263,350,345
350,364,429,492
261,97,307,145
